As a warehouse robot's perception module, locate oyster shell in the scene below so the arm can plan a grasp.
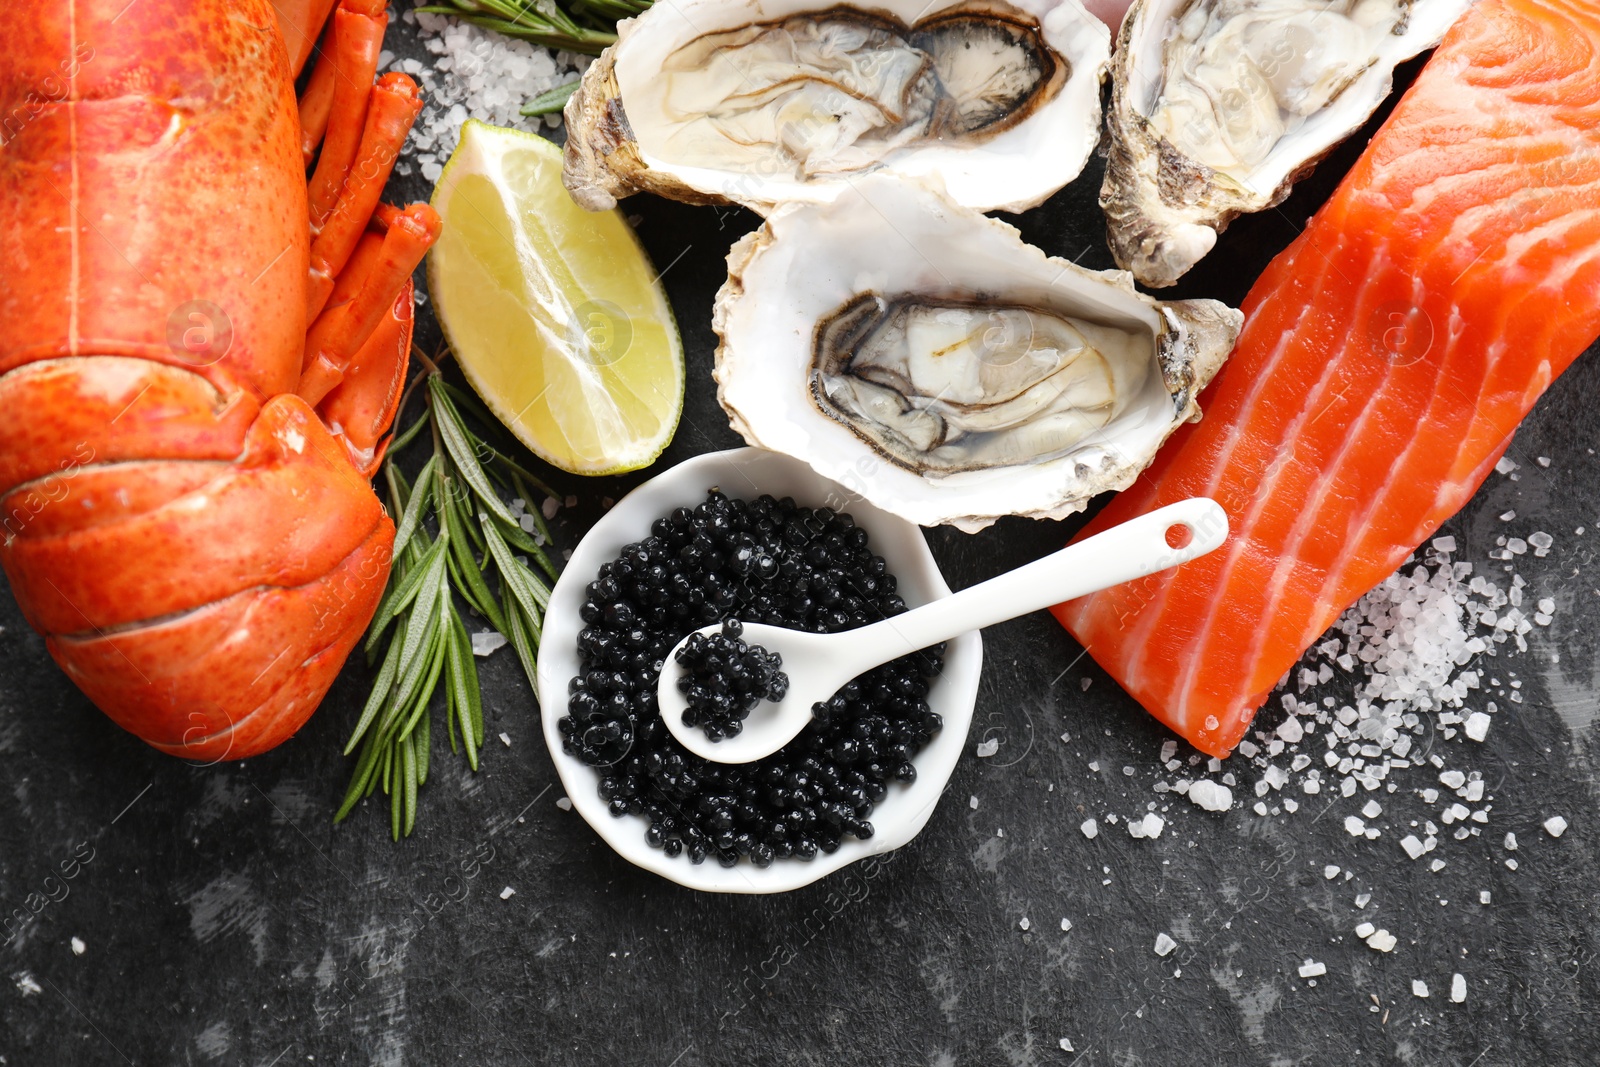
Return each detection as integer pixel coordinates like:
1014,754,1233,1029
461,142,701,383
563,0,1112,215
713,175,1243,531
1103,0,1472,287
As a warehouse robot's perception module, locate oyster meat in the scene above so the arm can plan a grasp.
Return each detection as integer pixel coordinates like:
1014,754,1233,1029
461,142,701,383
714,175,1243,531
1103,0,1472,287
564,0,1111,215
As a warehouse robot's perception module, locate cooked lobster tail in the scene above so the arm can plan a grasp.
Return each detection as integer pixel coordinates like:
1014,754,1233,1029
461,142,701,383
0,0,429,759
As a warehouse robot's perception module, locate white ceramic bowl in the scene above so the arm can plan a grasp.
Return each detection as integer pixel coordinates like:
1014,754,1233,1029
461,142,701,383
537,447,983,893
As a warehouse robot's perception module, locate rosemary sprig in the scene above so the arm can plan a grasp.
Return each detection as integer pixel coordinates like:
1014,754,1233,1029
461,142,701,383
415,0,654,55
337,372,561,839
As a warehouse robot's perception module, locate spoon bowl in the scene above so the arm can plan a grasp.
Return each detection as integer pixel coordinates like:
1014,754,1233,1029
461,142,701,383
659,497,1229,763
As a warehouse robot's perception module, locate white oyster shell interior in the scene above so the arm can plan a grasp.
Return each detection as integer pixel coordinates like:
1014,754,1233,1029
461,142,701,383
590,0,1111,213
713,175,1241,531
1144,0,1414,188
1104,0,1472,286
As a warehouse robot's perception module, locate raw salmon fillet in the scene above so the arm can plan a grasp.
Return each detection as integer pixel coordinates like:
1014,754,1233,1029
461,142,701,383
1053,0,1600,757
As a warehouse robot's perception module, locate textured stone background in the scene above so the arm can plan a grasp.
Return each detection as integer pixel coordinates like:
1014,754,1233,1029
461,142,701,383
1,14,1597,1067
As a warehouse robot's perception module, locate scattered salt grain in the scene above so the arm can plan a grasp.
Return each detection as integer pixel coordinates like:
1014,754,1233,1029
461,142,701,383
1545,815,1569,838
1366,929,1398,952
1187,780,1232,812
1355,893,1371,909
1354,921,1376,938
975,738,1000,757
555,796,572,811
1362,800,1383,819
1080,819,1099,840
1129,813,1165,839
1324,865,1341,880
1298,959,1327,978
1499,510,1516,522
1401,835,1426,859
1344,816,1367,837
1059,1039,1075,1052
1412,979,1429,998
1480,890,1491,904
1504,832,1518,850
498,732,512,747
1464,712,1490,742
1451,973,1467,1002
1019,917,1031,931
13,972,41,997
1440,770,1467,790
70,937,85,956
499,886,516,900
542,497,560,520
1495,456,1518,475
1154,932,1177,956
471,631,508,656
1061,918,1072,932
969,796,980,810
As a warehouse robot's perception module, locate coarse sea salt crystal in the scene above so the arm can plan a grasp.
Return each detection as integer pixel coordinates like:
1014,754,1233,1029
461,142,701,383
1545,815,1569,838
1324,865,1340,879
1187,780,1232,812
471,630,508,657
1019,917,1031,931
1362,800,1383,819
1299,959,1327,978
1355,921,1376,938
1451,974,1467,1002
1154,933,1177,956
1366,929,1398,952
1061,918,1072,932
1464,712,1491,742
1345,816,1367,836
1401,835,1425,859
975,738,1000,757
1080,819,1099,839
1413,979,1430,998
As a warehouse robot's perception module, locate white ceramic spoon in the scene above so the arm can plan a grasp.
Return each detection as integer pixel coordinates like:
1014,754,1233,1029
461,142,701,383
658,497,1228,764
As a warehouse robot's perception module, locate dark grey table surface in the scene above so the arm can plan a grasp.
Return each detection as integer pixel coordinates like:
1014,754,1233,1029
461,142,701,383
2,12,1598,1067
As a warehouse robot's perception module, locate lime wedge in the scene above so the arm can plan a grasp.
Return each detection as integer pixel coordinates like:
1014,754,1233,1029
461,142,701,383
428,120,684,475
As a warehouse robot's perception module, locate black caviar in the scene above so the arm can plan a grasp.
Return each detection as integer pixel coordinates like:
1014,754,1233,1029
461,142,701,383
559,490,943,867
675,618,789,741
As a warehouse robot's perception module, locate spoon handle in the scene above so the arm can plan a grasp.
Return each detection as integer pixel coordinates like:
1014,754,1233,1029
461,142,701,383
851,498,1228,661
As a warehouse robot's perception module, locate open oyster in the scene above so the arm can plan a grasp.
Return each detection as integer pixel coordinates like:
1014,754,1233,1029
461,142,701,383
563,0,1112,215
1103,0,1472,287
713,175,1242,531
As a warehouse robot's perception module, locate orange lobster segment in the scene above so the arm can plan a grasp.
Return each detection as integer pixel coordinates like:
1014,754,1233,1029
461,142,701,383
0,0,429,759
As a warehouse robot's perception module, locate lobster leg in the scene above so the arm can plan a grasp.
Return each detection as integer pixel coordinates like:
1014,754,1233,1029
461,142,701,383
299,206,438,460
272,0,342,79
307,72,424,322
297,46,339,166
305,0,391,226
